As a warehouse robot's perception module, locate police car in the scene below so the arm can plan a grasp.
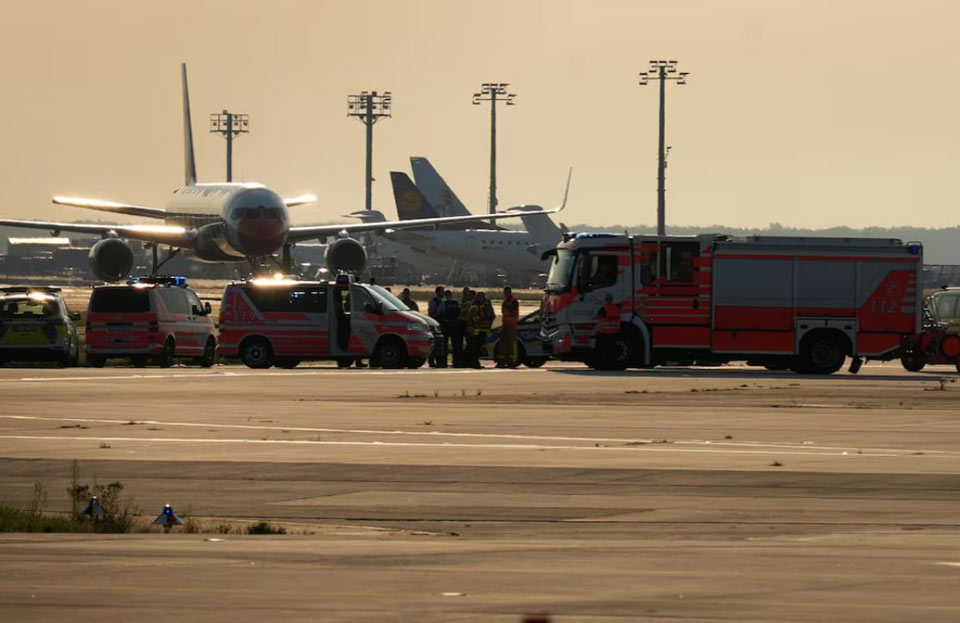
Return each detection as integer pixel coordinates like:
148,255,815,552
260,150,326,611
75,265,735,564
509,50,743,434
85,276,217,368
482,308,550,368
0,286,80,366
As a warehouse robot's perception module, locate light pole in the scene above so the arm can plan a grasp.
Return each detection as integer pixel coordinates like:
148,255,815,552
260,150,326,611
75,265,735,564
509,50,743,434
638,60,688,236
209,110,249,182
472,83,516,215
347,91,392,211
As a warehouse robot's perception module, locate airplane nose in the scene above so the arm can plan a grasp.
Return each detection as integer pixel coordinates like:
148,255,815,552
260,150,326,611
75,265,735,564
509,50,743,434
236,214,288,256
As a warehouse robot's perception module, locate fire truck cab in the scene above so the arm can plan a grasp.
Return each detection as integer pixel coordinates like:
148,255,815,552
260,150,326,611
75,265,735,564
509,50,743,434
541,234,923,374
217,275,438,369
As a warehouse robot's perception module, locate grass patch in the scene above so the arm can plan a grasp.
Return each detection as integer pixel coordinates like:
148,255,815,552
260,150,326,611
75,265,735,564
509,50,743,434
247,520,286,535
0,505,80,533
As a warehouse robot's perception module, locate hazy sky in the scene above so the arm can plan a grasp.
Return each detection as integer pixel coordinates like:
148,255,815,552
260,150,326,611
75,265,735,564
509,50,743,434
1,1,957,229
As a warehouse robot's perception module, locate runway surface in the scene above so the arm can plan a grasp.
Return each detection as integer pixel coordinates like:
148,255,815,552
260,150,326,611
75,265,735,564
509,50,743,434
2,361,960,621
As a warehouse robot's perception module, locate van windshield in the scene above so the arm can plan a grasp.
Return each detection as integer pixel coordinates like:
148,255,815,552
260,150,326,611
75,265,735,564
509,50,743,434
90,288,150,313
367,285,407,312
546,249,576,293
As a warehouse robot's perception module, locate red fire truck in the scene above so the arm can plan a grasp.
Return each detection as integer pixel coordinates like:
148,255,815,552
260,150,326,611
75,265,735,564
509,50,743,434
541,234,923,374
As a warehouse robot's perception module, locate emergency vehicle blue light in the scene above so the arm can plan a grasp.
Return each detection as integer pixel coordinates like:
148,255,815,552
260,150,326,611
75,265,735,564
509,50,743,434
574,233,618,239
908,245,920,255
128,276,188,287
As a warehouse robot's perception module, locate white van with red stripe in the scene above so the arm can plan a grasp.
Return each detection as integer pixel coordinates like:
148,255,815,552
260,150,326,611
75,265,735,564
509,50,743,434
217,276,437,369
86,277,217,367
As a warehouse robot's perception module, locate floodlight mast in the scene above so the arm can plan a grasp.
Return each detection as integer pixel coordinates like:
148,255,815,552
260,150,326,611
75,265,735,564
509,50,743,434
347,91,392,211
209,110,249,182
472,83,516,215
638,60,689,236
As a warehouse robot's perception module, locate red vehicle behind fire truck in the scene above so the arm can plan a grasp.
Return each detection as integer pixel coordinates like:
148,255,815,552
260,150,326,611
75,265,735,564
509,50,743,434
541,234,923,374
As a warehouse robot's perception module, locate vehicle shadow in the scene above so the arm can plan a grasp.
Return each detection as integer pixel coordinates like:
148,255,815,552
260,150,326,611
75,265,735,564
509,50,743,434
548,366,957,383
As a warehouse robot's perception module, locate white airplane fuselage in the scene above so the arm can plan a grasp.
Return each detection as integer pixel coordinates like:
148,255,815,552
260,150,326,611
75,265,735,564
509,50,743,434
164,183,289,261
392,228,549,278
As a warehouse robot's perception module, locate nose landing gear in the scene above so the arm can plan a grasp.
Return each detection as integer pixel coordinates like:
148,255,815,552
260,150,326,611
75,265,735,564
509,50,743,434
147,244,181,276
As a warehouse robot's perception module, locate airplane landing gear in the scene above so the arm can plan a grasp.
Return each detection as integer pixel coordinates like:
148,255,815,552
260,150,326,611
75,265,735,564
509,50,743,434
148,244,181,276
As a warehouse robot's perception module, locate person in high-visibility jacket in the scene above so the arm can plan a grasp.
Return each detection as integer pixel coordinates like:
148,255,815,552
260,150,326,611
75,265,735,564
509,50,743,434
496,286,521,367
596,293,622,363
466,291,495,368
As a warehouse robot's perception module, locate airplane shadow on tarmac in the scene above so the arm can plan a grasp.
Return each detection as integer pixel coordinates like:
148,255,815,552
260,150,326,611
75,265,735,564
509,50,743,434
549,366,957,383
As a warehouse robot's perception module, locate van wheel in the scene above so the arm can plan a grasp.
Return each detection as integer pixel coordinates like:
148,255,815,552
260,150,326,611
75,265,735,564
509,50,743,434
900,354,926,372
199,338,217,368
240,337,273,369
132,356,147,368
275,358,300,369
157,338,175,368
374,337,407,369
87,354,106,368
798,334,845,375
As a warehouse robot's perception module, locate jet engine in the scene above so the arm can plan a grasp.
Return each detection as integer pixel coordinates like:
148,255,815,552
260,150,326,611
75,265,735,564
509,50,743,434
325,237,366,274
88,238,134,282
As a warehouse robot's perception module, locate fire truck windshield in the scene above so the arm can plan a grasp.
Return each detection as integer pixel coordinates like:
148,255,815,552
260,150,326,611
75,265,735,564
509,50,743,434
546,249,576,292
934,292,960,323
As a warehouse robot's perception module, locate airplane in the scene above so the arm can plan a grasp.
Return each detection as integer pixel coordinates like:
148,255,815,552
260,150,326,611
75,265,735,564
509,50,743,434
0,64,556,282
382,168,569,285
402,156,501,230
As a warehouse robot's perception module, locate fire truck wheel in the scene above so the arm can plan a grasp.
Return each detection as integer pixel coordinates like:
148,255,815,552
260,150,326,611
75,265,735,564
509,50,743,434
157,338,175,368
199,338,217,368
596,336,633,371
798,334,846,375
900,354,926,373
87,354,106,368
374,337,407,369
239,337,273,369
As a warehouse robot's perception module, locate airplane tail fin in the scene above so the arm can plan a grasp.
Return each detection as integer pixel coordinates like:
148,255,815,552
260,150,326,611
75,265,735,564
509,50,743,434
409,157,470,218
181,63,197,186
507,206,563,243
390,172,440,220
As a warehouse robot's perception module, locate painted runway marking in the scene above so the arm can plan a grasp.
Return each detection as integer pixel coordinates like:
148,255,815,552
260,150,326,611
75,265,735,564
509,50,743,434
0,434,905,456
0,414,943,457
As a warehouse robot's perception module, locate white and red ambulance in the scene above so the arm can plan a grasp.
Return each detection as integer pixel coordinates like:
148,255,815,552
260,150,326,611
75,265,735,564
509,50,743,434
86,277,217,367
217,275,438,369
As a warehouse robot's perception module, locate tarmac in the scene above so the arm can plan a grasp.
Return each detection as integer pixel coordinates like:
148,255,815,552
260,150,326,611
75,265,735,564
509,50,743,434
1,361,960,621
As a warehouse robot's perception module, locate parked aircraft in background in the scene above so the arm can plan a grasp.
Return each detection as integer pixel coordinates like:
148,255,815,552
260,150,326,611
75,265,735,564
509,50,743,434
0,65,552,281
385,169,569,285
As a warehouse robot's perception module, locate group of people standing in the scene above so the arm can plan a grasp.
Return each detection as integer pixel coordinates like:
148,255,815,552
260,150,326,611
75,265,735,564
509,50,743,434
415,285,520,369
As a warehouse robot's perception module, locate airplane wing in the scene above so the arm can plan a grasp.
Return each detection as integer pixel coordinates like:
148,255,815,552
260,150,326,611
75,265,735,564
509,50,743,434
0,219,192,247
286,207,559,243
52,196,167,220
283,194,317,207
